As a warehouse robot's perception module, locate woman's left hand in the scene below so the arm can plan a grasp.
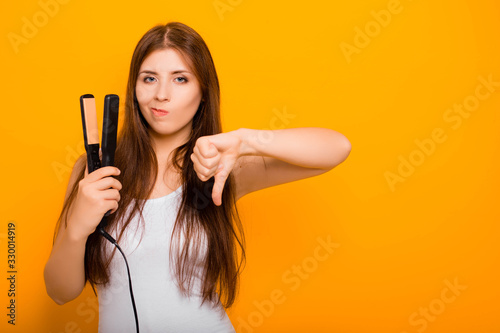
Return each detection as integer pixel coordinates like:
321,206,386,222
190,131,243,206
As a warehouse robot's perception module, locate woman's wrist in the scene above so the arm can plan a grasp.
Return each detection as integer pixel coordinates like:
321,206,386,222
65,220,91,244
233,127,267,157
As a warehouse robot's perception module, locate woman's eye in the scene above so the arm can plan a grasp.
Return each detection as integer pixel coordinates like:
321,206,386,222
175,76,187,83
142,76,187,83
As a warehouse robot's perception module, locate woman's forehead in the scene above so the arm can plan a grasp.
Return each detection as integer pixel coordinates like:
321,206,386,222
139,48,194,74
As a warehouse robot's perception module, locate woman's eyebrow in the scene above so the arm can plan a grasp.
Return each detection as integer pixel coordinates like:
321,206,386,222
139,69,191,75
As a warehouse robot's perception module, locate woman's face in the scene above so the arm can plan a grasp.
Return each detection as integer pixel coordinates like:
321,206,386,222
135,48,202,139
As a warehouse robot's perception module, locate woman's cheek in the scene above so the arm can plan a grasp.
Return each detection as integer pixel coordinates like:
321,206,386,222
136,83,153,96
180,88,202,108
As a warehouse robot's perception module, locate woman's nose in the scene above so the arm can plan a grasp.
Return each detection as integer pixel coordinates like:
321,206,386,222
155,81,171,101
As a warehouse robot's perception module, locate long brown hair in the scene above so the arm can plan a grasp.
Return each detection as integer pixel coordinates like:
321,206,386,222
53,21,246,308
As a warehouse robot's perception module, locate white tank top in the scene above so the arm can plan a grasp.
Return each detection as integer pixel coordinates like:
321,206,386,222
97,184,236,333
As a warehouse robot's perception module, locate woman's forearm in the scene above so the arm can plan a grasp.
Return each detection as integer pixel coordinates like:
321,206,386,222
236,127,352,169
44,223,87,305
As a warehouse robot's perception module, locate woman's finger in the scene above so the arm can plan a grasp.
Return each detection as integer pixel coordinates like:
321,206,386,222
94,177,122,191
192,152,220,180
85,166,121,183
101,188,121,202
212,159,233,206
193,145,218,169
196,137,218,159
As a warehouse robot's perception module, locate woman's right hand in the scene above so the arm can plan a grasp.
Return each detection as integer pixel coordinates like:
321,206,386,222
67,163,122,240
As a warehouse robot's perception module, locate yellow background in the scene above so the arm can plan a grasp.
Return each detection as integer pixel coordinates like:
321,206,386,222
1,0,499,332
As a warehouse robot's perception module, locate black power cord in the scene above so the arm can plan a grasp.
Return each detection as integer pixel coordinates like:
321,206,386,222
99,225,140,333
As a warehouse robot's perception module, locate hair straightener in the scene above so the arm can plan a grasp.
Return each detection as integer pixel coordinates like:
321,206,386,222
80,94,140,333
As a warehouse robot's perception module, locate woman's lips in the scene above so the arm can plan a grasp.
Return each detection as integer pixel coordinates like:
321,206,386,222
152,108,169,117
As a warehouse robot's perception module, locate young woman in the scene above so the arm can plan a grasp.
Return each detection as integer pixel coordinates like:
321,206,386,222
44,21,351,332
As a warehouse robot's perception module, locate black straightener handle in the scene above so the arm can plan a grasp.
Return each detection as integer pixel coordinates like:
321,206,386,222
97,94,120,242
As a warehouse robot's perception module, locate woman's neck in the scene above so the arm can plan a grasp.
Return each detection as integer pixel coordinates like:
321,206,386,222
149,129,190,166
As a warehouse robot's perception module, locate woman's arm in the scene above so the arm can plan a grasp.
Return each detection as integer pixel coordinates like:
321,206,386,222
44,156,88,305
44,154,122,304
231,127,352,200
